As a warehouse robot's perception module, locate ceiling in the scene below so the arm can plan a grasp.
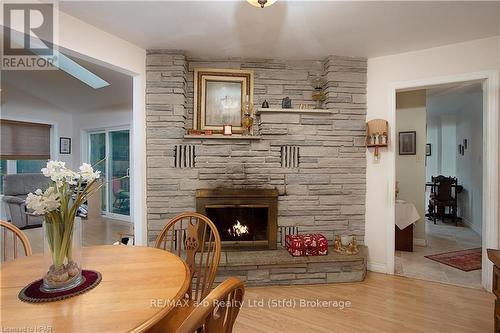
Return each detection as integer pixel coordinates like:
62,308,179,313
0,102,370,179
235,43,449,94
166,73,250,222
427,81,483,98
2,55,133,114
427,81,483,118
59,1,500,59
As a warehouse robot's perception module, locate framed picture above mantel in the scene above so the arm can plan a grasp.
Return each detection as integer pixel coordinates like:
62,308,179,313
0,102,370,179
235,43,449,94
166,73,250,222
193,68,254,134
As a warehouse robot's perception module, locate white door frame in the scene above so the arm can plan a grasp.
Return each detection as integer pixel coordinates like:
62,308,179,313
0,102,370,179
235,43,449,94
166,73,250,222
86,126,132,222
386,70,499,291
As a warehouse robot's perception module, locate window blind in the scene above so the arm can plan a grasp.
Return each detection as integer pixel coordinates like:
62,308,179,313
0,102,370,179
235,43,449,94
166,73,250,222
0,119,51,160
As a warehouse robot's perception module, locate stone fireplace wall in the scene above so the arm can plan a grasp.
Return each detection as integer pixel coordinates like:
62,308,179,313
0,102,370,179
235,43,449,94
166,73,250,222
146,51,367,244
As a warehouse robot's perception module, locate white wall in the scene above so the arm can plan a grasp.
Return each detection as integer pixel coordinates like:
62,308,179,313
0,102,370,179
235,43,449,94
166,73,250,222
72,109,132,167
366,36,500,272
0,86,74,167
395,90,427,241
441,115,457,176
456,92,483,235
426,116,441,182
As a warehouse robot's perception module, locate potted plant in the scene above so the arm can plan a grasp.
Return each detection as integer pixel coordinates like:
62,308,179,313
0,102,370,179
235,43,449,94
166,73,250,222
26,161,102,291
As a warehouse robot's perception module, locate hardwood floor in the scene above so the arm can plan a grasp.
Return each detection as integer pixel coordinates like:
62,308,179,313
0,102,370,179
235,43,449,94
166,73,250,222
22,217,133,254
10,219,494,332
235,272,494,333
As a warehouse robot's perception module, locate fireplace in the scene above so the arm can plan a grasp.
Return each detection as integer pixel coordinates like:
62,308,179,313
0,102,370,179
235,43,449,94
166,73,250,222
196,189,278,250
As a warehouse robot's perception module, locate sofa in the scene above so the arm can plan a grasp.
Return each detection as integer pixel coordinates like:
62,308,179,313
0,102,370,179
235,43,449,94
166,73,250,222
2,174,51,229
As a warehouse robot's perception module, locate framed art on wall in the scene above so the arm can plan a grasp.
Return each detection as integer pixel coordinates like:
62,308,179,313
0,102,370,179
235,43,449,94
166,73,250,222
194,68,254,134
426,143,432,156
398,131,416,155
59,137,71,154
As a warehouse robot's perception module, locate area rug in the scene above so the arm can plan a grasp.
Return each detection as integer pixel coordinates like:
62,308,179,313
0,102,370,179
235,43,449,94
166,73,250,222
425,248,482,272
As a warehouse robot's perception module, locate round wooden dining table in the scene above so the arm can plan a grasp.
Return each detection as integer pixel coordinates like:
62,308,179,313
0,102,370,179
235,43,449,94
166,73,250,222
0,245,190,333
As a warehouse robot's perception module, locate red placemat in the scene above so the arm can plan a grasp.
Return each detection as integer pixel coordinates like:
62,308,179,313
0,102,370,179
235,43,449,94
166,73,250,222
19,270,102,303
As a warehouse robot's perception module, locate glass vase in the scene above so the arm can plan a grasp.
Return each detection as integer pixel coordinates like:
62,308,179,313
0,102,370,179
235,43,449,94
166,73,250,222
42,216,83,292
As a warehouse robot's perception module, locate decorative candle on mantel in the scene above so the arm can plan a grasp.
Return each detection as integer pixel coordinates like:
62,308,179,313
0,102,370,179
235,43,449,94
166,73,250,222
340,235,352,247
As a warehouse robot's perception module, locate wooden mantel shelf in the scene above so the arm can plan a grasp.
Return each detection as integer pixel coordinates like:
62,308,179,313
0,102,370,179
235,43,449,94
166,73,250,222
183,135,262,140
256,108,333,115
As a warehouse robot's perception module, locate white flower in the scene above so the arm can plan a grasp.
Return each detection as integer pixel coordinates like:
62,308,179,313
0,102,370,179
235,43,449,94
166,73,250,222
41,161,78,186
26,187,61,215
79,163,100,183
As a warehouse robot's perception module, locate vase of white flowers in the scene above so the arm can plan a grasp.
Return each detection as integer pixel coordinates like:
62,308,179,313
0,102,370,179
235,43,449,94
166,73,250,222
26,161,102,291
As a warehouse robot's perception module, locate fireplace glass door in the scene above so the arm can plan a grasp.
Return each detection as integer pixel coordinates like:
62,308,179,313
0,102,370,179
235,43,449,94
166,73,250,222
205,205,268,244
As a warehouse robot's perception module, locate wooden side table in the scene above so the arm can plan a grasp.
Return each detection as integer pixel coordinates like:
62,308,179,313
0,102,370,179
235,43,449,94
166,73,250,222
487,249,500,333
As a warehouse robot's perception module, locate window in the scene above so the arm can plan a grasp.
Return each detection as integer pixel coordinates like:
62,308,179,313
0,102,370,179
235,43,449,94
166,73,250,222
0,119,52,194
16,160,47,174
0,119,51,160
88,129,130,217
0,160,6,194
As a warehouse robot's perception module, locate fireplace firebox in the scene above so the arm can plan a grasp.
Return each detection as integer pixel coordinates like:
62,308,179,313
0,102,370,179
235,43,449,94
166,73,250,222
196,189,278,250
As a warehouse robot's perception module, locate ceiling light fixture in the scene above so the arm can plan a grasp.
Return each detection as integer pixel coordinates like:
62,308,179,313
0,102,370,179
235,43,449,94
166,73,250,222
246,0,277,9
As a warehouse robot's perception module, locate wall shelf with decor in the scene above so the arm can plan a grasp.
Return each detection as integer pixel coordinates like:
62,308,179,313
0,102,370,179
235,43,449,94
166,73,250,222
183,135,262,140
256,108,333,115
366,119,389,160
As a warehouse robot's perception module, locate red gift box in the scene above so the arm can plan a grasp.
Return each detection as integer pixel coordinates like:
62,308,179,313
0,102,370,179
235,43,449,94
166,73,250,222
285,234,328,257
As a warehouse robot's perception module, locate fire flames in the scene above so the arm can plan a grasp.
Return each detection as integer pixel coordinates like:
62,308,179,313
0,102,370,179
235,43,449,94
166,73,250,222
227,219,249,237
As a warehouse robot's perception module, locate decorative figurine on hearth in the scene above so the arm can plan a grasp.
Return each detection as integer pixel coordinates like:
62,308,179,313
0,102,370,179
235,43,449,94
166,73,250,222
282,97,292,109
333,235,342,253
346,236,359,255
261,99,269,108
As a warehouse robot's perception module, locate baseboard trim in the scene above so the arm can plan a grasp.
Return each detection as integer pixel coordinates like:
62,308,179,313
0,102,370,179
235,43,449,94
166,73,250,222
463,218,482,236
367,262,387,273
413,238,427,247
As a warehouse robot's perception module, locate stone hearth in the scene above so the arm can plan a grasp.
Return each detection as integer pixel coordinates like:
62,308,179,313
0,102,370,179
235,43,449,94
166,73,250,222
215,246,367,286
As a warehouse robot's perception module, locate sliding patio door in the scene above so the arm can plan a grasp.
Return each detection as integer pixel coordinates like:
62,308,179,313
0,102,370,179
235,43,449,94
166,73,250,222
88,128,130,219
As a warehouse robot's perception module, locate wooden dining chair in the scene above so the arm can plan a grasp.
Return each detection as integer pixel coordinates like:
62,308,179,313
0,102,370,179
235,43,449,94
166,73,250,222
0,220,32,261
151,212,221,333
175,277,245,333
429,175,458,225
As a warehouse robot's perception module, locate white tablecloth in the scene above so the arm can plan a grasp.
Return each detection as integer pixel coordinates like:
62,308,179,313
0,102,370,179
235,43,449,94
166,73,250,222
395,200,420,230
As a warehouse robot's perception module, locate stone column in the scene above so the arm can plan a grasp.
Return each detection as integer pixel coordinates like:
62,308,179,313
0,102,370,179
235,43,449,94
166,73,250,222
145,50,188,240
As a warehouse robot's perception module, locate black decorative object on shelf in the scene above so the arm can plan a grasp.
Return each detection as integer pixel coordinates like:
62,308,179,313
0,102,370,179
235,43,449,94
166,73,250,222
261,99,269,108
281,97,292,109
